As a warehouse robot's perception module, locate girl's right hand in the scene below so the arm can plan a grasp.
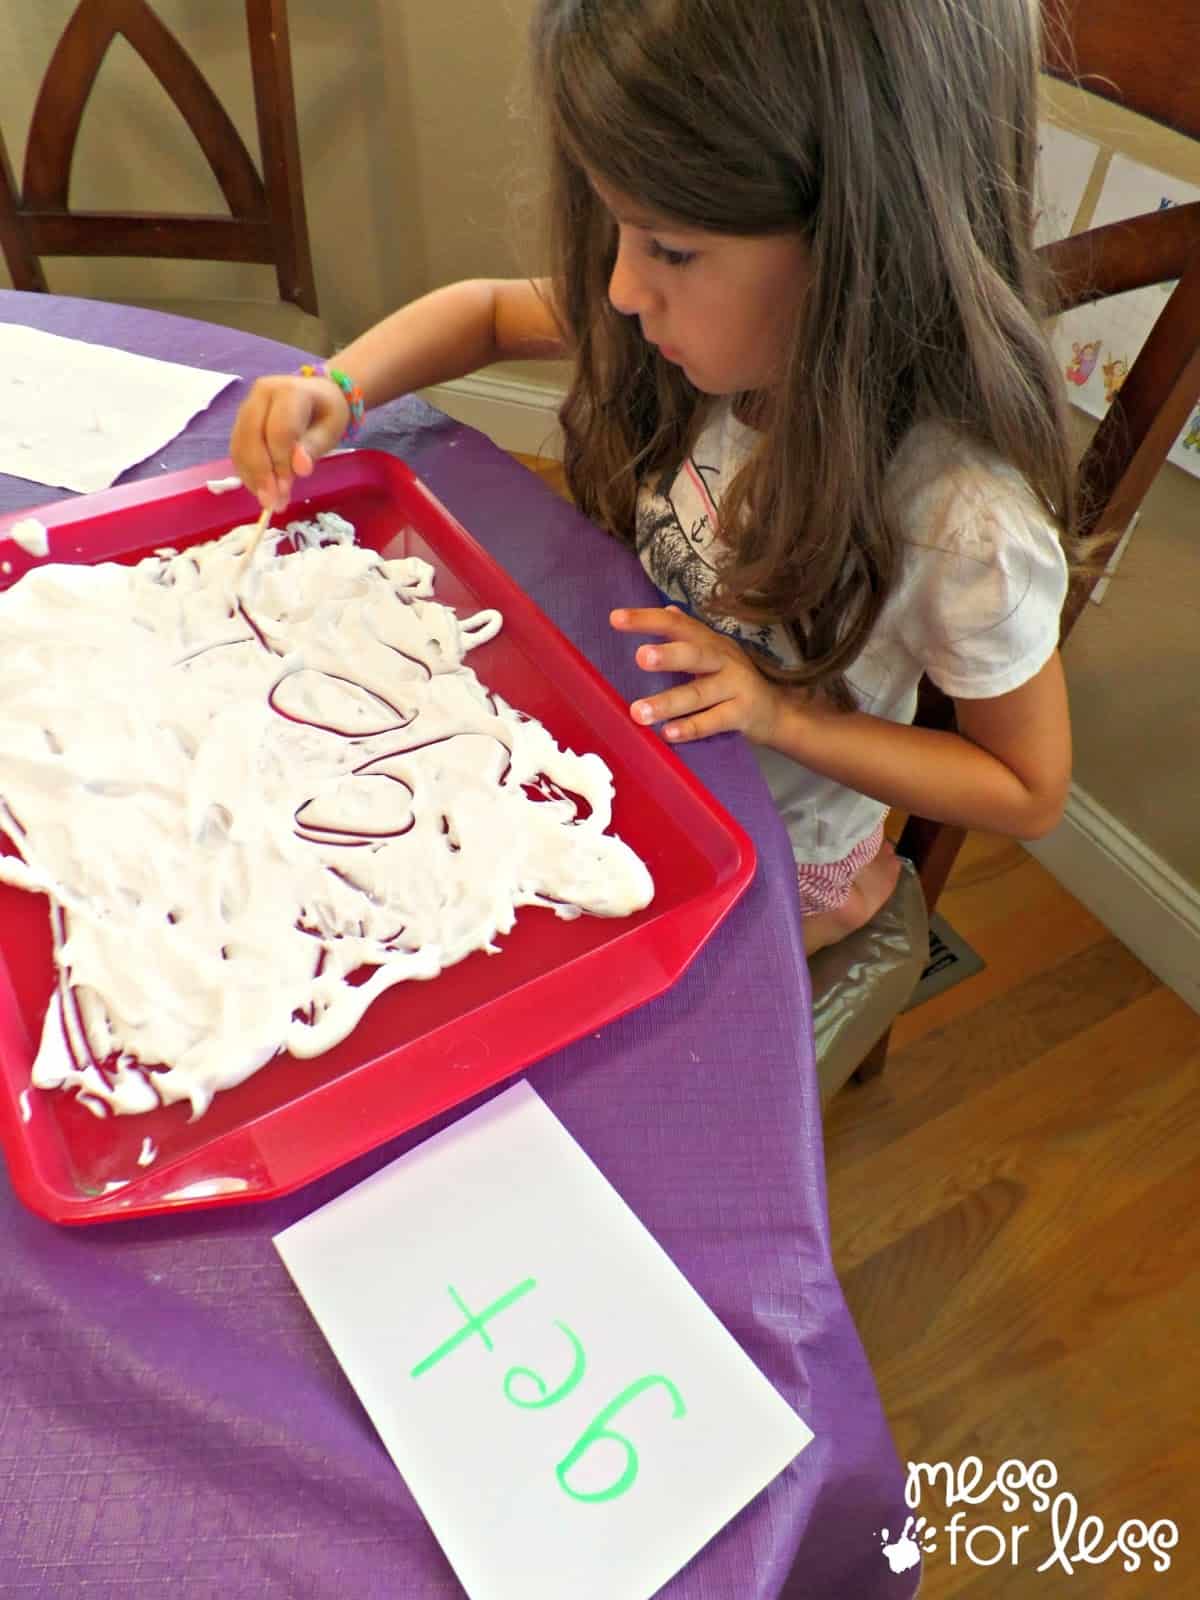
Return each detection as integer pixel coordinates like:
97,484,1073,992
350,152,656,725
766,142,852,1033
229,373,352,511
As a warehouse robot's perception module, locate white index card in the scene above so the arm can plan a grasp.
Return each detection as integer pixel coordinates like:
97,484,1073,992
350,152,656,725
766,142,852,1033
274,1080,814,1600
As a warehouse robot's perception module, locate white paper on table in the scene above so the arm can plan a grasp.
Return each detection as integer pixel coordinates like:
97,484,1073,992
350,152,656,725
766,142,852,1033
1035,120,1100,248
1050,154,1200,481
0,323,235,494
274,1081,814,1600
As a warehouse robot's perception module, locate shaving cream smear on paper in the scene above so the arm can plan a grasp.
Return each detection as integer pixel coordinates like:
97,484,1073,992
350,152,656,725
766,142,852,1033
0,513,653,1119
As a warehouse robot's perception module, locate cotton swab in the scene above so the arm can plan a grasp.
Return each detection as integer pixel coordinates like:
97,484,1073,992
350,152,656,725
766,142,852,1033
244,502,273,563
234,503,273,591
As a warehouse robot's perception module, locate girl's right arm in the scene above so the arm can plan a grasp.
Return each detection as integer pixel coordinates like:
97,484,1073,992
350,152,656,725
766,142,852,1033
230,278,566,509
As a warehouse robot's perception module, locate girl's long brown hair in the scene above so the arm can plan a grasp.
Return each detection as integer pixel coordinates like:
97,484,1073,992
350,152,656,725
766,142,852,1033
530,0,1077,704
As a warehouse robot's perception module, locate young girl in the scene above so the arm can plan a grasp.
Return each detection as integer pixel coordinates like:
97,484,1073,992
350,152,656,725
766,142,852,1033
230,0,1074,957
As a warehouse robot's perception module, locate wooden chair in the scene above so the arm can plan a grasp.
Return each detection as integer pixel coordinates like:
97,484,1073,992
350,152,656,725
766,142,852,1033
813,0,1200,1101
0,0,325,345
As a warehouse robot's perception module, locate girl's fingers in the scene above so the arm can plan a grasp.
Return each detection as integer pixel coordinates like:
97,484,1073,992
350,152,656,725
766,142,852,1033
631,674,725,727
291,395,349,482
229,389,277,506
262,391,313,510
610,605,693,638
661,701,744,744
298,396,352,466
230,375,340,510
635,639,723,676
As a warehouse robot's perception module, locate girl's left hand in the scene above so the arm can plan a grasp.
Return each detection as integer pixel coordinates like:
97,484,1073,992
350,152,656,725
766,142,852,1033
611,605,784,745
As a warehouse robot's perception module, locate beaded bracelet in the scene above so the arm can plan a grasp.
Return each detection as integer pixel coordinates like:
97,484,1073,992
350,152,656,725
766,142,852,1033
298,361,365,442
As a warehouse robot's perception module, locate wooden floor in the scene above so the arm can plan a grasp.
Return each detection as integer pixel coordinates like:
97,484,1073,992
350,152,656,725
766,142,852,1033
826,832,1199,1596
514,454,1198,1594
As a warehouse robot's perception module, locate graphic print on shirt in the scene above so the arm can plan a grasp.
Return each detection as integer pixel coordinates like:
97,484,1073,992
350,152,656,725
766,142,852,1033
636,450,788,666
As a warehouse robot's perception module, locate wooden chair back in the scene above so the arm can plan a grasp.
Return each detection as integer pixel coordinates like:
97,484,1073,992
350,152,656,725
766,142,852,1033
858,0,1200,1078
0,0,317,315
1043,0,1200,635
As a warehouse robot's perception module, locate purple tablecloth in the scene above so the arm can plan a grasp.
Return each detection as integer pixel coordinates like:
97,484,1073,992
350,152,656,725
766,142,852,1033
0,293,917,1600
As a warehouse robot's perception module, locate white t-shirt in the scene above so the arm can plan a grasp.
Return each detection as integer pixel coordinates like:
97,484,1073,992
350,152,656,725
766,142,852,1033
635,405,1069,864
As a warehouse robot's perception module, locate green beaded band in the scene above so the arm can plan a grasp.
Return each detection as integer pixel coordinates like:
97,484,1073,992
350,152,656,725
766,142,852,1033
299,362,365,441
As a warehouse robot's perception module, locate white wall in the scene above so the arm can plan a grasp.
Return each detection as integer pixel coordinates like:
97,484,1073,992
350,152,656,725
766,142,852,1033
1,0,541,346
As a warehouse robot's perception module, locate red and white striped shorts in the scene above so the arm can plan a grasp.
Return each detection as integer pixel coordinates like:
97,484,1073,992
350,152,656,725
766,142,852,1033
795,822,887,915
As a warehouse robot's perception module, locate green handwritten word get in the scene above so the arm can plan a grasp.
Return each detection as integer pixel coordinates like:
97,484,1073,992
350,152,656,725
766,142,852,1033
410,1279,686,1504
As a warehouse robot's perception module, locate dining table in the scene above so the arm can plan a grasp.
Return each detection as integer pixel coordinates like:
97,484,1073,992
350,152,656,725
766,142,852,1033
0,290,920,1600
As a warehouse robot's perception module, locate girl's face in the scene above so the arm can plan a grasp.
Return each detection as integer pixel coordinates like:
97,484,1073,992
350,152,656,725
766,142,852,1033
591,176,810,395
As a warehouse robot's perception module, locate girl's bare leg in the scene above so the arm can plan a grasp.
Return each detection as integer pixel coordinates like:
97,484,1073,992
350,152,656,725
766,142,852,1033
802,839,902,957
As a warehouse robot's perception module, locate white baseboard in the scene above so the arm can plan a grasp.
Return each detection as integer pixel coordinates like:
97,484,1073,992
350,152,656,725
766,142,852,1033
420,371,566,459
420,374,1200,1016
1025,786,1200,1014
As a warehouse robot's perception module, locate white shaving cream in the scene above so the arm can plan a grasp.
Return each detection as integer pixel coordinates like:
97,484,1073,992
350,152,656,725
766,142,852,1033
0,512,652,1119
6,517,49,557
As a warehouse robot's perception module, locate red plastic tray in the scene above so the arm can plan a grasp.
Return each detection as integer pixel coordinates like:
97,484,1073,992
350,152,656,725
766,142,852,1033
0,450,755,1224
